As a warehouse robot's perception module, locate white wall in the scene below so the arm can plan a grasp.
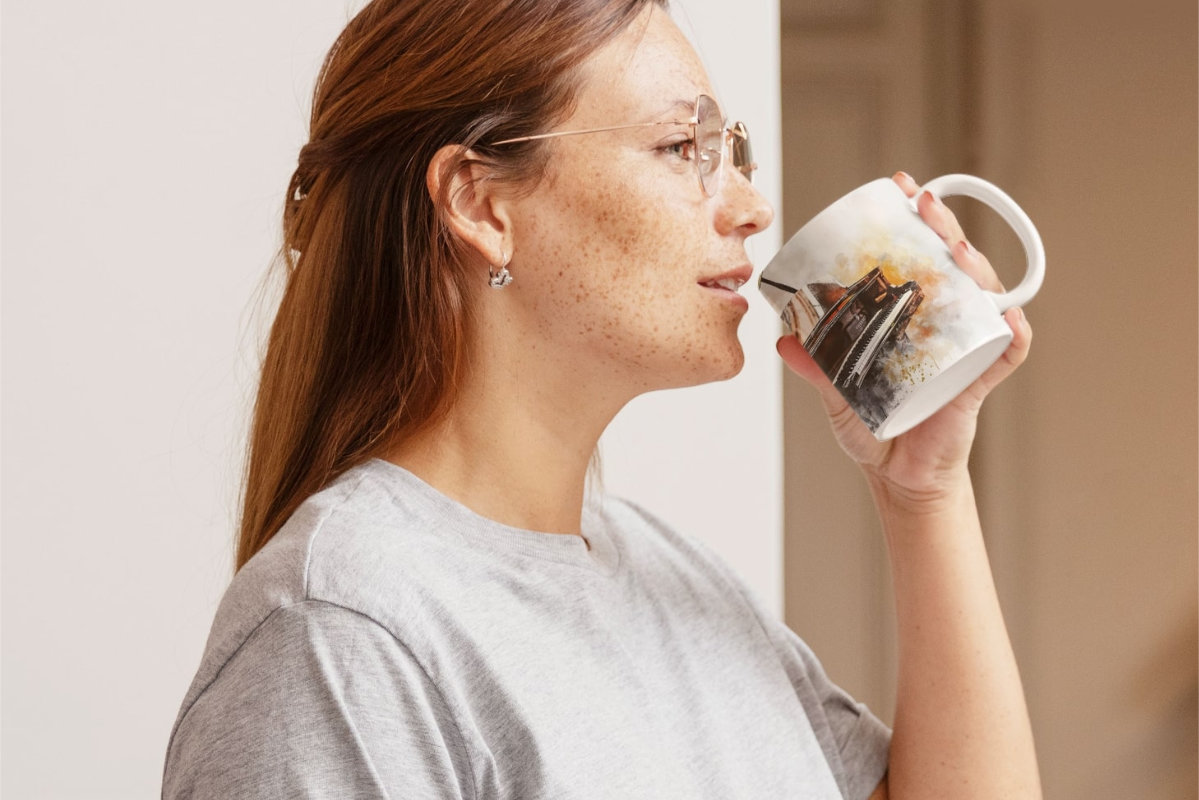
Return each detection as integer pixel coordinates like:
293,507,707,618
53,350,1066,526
1,1,782,797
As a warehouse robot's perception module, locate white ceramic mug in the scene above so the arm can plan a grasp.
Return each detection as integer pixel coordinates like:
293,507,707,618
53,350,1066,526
759,174,1045,440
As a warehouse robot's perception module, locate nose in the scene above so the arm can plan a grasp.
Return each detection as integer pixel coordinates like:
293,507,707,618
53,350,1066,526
713,162,774,236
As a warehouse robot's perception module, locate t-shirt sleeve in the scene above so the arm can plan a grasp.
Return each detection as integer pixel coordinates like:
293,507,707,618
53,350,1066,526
772,621,891,800
162,601,474,800
722,571,890,800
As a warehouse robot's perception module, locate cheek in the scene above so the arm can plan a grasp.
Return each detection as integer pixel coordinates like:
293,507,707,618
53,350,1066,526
515,165,740,382
565,170,700,285
565,195,698,336
528,169,696,299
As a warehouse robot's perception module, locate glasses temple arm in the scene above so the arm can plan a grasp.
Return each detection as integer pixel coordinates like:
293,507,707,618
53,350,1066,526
491,117,700,146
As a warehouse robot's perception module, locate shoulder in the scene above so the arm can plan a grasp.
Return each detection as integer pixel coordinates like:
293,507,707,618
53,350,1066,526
166,461,492,796
164,600,477,799
242,459,477,626
182,464,393,680
169,461,468,744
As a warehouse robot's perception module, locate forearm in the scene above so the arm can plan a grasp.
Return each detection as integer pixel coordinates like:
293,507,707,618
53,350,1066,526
869,470,1041,799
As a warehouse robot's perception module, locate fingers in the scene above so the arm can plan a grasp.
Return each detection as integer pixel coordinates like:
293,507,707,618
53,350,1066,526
975,307,1033,397
895,170,967,253
950,238,1004,294
916,189,968,249
776,334,825,385
894,172,966,243
895,169,1005,295
1000,306,1033,372
892,170,920,197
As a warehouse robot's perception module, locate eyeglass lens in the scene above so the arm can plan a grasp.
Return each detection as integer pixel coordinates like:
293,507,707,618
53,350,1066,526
695,95,753,196
695,95,723,196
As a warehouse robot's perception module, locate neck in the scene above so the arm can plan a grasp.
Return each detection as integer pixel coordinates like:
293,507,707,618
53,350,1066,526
386,320,630,537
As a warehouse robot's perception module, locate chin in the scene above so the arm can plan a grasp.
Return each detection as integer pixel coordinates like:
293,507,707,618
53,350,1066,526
622,329,746,392
715,326,747,375
713,345,746,381
684,339,746,387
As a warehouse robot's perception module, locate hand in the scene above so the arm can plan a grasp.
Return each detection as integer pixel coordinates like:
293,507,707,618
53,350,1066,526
776,171,1033,503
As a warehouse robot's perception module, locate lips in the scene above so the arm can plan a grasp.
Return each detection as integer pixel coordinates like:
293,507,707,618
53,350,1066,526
702,276,747,292
699,265,754,294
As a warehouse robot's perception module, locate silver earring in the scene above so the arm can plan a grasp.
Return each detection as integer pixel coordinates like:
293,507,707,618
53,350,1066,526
488,252,513,289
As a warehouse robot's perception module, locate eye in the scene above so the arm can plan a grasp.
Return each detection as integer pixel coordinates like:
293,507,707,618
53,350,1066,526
661,138,696,161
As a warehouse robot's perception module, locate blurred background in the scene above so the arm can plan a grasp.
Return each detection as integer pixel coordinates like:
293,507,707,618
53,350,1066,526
777,1,1198,797
3,0,1195,798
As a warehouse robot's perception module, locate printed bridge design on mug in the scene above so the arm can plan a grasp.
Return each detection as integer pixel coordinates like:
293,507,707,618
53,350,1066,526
765,242,958,432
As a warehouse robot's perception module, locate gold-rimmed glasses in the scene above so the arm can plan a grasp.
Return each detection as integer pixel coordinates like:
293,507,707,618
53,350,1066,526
489,94,755,197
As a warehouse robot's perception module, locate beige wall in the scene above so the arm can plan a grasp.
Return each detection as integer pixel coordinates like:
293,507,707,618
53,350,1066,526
779,1,1197,797
1007,2,1197,796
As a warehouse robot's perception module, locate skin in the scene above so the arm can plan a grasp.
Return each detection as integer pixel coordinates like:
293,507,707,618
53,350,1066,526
393,6,1042,798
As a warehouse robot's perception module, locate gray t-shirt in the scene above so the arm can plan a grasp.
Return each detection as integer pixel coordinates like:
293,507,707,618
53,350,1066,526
163,459,889,799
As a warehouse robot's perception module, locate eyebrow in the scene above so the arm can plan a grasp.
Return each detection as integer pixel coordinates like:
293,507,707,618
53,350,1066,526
657,97,698,119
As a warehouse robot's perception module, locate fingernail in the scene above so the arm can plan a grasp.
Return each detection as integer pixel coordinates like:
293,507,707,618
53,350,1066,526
896,170,913,182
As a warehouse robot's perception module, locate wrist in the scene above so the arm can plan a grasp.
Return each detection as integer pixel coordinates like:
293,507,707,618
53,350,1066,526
865,465,974,518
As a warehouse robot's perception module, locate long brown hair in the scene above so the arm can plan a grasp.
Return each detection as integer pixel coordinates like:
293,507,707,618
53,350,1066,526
237,0,663,570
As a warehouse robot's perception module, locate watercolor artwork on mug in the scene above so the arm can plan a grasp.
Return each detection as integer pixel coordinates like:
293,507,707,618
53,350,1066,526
764,233,968,432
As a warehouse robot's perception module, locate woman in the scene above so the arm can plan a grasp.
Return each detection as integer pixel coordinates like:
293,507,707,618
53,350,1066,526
163,1,1041,798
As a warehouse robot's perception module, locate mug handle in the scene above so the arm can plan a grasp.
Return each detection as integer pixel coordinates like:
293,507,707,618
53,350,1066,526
916,174,1046,312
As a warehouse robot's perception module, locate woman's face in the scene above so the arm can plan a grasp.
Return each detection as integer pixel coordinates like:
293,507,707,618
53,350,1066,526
500,4,774,397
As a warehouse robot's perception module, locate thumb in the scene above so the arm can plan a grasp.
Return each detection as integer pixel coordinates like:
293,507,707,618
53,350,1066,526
776,334,825,386
775,335,844,411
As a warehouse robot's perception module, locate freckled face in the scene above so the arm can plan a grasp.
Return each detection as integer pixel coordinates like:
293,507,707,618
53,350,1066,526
502,5,773,397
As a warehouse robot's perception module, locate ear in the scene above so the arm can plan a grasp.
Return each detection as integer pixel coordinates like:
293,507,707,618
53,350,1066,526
426,144,511,267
